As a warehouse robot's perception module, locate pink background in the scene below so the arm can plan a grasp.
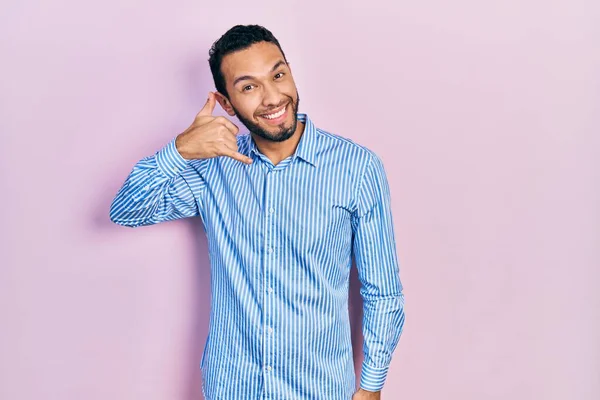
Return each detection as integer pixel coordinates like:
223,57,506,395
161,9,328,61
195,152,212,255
1,1,599,399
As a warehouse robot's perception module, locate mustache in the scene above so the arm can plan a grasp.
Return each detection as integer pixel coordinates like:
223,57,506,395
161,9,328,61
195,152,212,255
258,96,295,114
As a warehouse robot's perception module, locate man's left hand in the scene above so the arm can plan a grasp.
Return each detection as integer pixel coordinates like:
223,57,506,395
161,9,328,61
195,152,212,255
352,388,381,400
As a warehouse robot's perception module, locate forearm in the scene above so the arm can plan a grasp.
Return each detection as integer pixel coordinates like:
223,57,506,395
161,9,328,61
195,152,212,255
109,138,200,227
360,292,405,391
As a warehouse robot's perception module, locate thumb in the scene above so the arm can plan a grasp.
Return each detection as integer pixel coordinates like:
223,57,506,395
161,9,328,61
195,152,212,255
197,92,216,117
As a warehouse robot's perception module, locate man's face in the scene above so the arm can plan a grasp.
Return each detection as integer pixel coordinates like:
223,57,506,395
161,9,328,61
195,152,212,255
219,41,300,143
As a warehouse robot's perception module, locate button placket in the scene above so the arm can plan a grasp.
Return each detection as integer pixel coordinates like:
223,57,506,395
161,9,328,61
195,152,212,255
262,167,277,395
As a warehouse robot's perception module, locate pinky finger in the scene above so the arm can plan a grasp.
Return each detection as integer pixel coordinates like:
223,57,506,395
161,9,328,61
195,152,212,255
223,148,253,165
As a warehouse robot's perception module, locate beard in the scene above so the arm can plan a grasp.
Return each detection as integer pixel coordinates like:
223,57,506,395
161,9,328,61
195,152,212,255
232,93,300,143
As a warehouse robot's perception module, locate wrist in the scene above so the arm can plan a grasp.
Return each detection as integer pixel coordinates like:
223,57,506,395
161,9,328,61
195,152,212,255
355,387,381,399
175,133,192,160
360,362,389,392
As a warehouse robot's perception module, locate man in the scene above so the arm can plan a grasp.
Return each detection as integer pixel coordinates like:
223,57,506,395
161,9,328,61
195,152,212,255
110,24,405,400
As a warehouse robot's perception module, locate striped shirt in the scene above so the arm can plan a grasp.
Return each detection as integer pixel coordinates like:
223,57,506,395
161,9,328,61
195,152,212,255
110,113,405,400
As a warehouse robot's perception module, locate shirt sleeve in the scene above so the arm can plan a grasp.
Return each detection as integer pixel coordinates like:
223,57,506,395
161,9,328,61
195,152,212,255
351,152,406,392
109,137,211,227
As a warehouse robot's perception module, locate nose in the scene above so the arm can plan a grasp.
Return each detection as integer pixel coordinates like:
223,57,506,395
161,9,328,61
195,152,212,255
261,82,281,109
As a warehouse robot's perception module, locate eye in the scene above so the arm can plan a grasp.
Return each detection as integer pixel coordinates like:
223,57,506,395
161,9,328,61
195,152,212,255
242,84,254,92
274,72,285,80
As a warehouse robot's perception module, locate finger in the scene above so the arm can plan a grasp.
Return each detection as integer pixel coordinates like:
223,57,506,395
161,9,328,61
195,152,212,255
197,92,216,117
215,116,240,135
221,146,253,164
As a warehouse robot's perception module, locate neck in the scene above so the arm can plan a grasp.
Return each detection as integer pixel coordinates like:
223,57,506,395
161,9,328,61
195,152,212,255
252,120,305,166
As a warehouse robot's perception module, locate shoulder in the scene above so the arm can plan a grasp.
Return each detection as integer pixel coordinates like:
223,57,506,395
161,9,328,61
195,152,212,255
314,126,381,172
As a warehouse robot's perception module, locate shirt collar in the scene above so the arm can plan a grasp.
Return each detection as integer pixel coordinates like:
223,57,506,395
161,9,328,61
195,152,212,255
248,113,318,168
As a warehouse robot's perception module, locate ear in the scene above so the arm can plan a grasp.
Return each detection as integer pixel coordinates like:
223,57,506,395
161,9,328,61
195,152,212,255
215,92,236,116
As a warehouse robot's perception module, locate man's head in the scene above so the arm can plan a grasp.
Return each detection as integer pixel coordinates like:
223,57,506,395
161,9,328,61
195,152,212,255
208,25,300,143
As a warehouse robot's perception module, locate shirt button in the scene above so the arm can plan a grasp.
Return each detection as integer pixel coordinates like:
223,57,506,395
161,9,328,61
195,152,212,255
267,247,273,254
269,207,275,214
267,327,273,334
266,365,272,371
267,287,273,294
144,185,150,190
172,167,178,172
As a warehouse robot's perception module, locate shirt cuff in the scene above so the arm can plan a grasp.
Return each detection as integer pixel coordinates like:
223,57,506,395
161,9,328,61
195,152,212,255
360,362,389,392
156,137,189,178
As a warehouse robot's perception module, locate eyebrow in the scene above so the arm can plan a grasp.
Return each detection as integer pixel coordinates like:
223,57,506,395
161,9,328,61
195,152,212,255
232,60,287,87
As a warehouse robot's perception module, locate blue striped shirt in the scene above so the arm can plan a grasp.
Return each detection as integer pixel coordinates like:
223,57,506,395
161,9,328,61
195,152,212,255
110,113,405,399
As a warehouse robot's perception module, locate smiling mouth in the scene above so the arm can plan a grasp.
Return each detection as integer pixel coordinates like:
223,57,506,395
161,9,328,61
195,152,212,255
259,104,288,120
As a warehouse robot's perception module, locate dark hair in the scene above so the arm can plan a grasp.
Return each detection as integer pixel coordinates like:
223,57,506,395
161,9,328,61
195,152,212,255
208,25,287,98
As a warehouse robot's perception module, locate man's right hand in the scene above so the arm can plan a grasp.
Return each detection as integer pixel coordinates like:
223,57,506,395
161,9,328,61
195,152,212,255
175,92,253,164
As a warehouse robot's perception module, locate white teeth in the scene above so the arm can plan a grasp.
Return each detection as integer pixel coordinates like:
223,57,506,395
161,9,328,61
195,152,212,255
263,106,286,119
